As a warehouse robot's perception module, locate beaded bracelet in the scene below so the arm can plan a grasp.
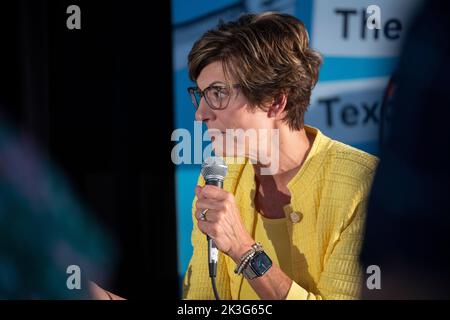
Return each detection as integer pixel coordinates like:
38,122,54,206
234,243,263,275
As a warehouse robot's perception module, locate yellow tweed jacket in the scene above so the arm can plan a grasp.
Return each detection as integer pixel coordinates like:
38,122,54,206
183,126,378,300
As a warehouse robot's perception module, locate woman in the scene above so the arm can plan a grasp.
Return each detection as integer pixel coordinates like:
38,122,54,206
183,12,378,300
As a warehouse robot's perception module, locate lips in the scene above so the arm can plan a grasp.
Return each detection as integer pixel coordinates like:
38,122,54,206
206,127,225,133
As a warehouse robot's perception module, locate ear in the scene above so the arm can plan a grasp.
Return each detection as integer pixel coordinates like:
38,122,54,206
267,93,287,118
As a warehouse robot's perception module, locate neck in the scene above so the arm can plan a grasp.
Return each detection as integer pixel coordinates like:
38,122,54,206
253,124,313,187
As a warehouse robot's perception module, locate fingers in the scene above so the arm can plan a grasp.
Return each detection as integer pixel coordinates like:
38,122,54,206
195,197,231,222
195,184,229,201
194,185,203,198
197,219,221,239
89,281,112,300
195,206,220,223
194,185,235,240
196,197,221,211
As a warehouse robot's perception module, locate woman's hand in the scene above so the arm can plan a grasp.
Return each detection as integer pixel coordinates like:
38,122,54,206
195,185,255,262
195,184,294,300
89,281,125,300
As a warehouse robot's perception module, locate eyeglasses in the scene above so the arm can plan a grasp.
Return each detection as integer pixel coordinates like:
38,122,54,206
187,82,240,110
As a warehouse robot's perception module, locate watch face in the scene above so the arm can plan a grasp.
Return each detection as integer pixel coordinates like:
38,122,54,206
250,251,272,276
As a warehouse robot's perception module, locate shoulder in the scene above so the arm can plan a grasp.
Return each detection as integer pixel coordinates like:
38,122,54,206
325,139,379,182
316,136,378,218
304,126,378,183
305,127,379,204
304,129,379,233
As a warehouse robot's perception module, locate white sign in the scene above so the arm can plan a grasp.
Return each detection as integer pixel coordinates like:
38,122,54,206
311,0,421,57
306,77,389,144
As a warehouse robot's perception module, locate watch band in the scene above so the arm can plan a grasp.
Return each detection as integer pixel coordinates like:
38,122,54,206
242,262,258,280
234,243,263,275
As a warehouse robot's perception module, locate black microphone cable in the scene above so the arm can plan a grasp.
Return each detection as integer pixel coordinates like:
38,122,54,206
207,234,220,300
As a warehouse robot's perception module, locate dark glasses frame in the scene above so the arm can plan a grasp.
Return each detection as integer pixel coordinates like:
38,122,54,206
187,83,241,110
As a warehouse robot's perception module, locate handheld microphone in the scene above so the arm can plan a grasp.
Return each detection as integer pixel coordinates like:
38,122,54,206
201,156,228,300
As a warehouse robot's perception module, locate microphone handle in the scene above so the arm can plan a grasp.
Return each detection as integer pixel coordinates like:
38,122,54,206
205,179,223,277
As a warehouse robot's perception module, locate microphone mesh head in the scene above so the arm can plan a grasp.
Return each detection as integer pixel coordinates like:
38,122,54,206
201,157,228,181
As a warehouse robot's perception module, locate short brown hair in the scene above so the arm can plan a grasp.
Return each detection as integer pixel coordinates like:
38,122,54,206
188,12,322,130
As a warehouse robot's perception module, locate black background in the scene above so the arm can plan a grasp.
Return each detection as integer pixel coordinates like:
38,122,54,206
0,0,179,299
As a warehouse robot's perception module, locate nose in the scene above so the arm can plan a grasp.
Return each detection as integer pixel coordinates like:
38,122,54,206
195,98,215,123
